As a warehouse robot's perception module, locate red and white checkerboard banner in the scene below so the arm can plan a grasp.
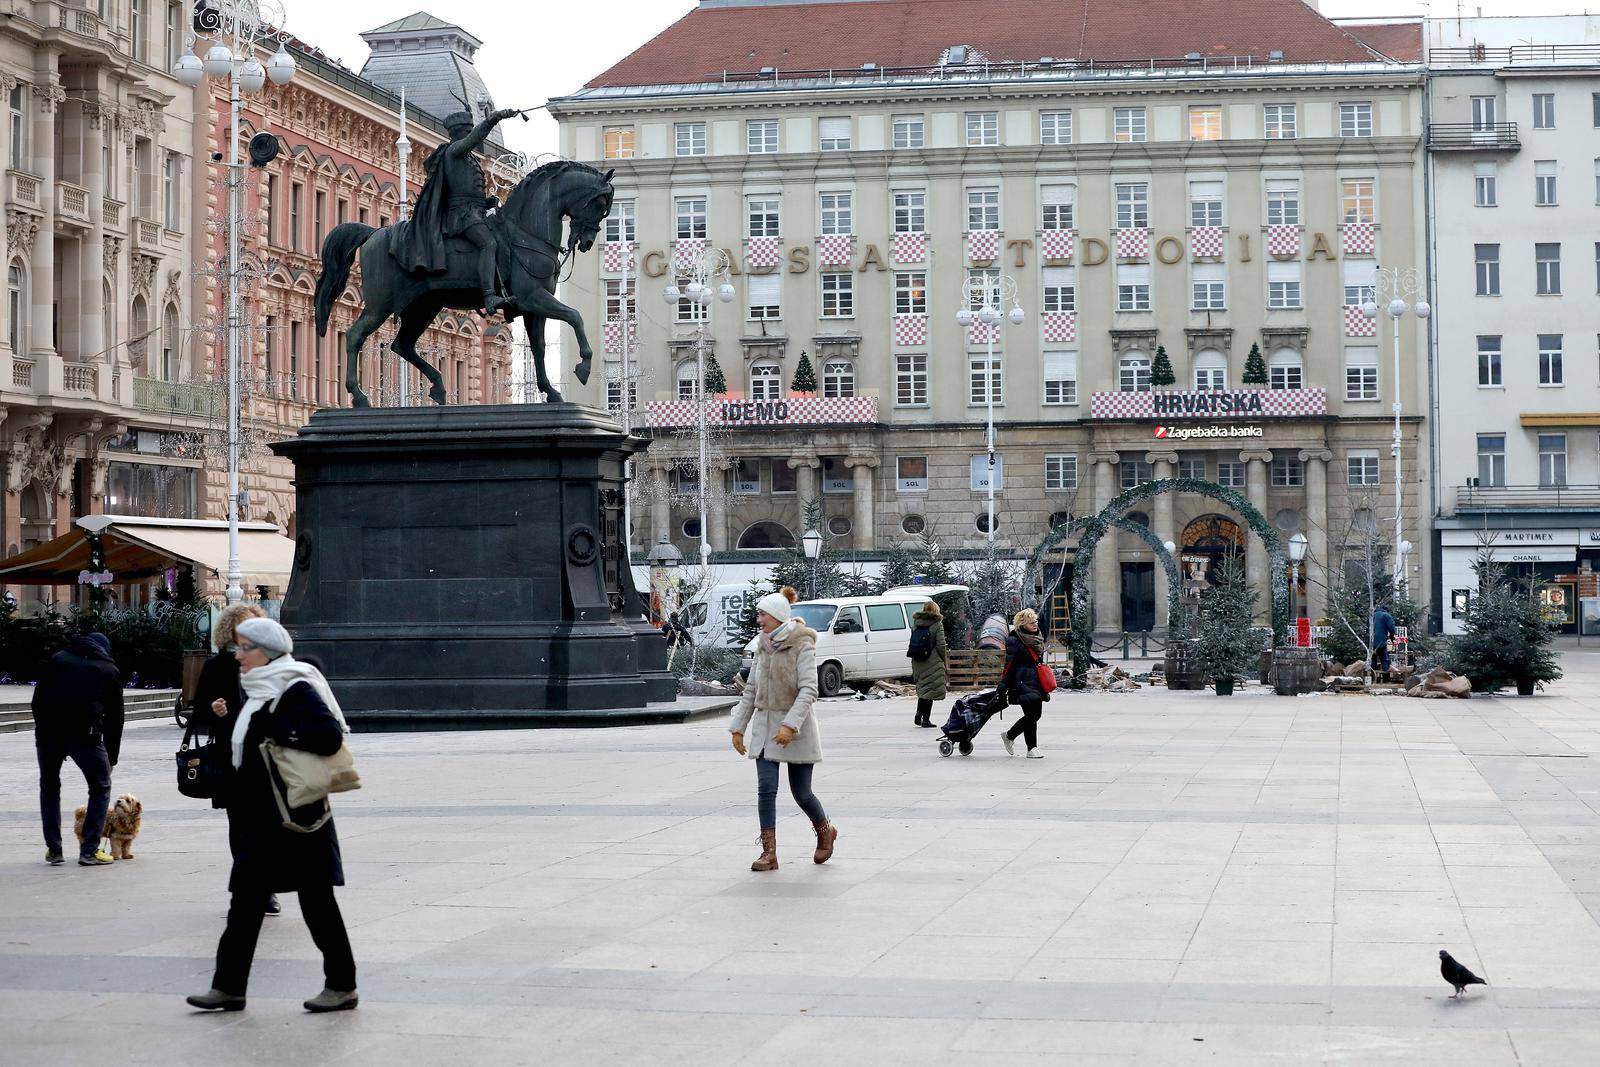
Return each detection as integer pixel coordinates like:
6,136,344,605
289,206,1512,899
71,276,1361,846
1039,228,1075,261
817,233,855,268
1115,228,1150,260
745,236,783,269
1189,227,1224,260
602,318,637,355
601,242,636,273
1042,311,1076,343
645,394,879,429
893,314,929,347
1089,387,1328,420
1341,222,1375,257
966,229,1001,262
891,231,927,264
1266,225,1301,258
1343,303,1376,337
672,237,707,273
968,319,999,345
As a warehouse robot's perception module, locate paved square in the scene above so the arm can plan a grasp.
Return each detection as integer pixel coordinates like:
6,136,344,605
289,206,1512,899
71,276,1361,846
6,654,1600,1064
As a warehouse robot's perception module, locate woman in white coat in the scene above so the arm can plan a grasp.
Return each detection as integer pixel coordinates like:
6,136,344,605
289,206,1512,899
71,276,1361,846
730,587,837,871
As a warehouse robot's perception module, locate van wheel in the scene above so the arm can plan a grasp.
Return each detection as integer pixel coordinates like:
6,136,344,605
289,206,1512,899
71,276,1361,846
818,662,843,697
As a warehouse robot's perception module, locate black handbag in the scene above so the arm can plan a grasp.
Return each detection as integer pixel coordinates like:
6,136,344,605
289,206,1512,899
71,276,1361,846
175,718,230,800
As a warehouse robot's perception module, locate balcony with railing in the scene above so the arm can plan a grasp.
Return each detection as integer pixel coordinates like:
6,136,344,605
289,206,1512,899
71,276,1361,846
6,171,43,212
11,358,34,390
102,197,125,231
62,363,98,395
1457,483,1600,512
132,217,162,252
56,181,91,228
1427,122,1519,151
133,377,217,418
1430,44,1600,67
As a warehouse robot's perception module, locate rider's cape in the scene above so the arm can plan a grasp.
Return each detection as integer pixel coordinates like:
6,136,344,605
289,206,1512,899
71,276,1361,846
389,145,450,275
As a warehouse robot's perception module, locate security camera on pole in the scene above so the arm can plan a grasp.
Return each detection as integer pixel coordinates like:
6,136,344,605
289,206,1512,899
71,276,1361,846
174,1,298,604
954,273,1025,552
1360,267,1429,591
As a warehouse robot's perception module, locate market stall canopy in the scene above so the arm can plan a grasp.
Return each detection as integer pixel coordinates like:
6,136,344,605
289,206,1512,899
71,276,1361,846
0,516,294,588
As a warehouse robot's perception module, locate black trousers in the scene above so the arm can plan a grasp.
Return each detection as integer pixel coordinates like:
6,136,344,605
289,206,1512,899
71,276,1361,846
915,698,933,722
36,736,111,857
1004,700,1043,750
213,887,356,996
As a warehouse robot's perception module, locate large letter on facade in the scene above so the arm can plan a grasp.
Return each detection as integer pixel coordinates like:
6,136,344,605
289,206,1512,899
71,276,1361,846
1306,233,1336,261
788,245,811,274
642,251,667,278
1082,238,1109,266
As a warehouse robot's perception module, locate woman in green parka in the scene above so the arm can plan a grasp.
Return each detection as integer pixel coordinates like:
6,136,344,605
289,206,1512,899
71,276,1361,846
909,600,948,728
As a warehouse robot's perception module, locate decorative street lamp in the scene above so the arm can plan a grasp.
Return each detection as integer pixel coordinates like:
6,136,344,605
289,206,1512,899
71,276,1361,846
661,248,734,571
1362,267,1429,590
175,1,297,604
801,526,823,601
955,273,1025,552
1288,531,1308,640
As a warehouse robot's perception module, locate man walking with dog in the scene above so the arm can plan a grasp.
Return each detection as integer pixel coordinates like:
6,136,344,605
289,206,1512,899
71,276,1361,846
31,632,124,866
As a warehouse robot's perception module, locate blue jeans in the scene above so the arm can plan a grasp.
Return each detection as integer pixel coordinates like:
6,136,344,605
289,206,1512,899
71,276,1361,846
756,758,826,830
37,736,111,858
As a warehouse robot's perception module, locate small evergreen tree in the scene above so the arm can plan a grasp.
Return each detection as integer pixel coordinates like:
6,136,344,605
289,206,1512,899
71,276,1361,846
1150,345,1176,387
1444,554,1562,693
727,576,769,648
916,533,958,586
703,354,727,396
1242,343,1268,385
1194,552,1259,690
791,350,817,393
877,543,917,593
773,500,846,599
957,555,1020,647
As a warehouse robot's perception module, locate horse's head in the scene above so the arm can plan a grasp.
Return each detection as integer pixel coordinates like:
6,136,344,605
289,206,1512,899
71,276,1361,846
562,166,614,255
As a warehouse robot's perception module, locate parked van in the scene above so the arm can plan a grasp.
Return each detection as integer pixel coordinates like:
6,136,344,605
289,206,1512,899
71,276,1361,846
742,585,968,696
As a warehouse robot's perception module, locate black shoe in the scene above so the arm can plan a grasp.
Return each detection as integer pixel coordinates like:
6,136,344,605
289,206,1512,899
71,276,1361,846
265,894,281,916
186,989,246,1012
303,988,359,1013
45,847,64,866
78,848,114,866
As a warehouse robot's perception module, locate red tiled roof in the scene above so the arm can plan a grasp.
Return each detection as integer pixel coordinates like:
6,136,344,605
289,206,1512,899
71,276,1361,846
1338,21,1423,63
586,0,1389,89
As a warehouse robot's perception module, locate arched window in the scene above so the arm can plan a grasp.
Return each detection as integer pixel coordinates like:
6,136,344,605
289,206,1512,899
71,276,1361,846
161,303,179,381
1268,348,1303,390
822,359,855,398
130,294,148,371
1118,353,1151,392
676,361,700,402
738,521,796,549
1193,349,1227,391
749,360,782,401
102,279,115,360
7,259,25,354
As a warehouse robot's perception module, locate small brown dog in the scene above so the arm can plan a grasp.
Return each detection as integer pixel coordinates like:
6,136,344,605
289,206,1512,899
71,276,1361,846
74,794,143,860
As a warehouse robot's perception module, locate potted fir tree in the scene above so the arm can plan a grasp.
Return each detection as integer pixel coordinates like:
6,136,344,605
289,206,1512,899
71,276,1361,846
1194,553,1258,695
790,350,817,394
1150,346,1176,387
1445,554,1562,695
1241,343,1268,386
703,354,727,396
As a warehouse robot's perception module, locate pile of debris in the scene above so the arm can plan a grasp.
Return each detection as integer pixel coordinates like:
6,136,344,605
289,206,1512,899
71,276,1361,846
1404,667,1472,699
868,680,917,699
680,678,741,698
1085,665,1141,692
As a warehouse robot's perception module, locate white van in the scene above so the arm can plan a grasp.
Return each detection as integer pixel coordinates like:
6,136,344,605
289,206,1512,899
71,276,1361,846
742,585,968,696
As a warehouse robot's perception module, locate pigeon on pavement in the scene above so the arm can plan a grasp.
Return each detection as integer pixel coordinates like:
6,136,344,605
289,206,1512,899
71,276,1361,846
1439,950,1487,998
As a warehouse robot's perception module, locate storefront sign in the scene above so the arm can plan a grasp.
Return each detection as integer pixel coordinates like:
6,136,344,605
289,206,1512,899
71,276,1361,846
1502,548,1575,564
1581,530,1600,547
1154,425,1264,441
1091,388,1326,420
646,394,878,428
1440,529,1579,548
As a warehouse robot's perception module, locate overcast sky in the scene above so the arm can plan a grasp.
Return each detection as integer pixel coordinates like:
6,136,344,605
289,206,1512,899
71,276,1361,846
286,1,1583,159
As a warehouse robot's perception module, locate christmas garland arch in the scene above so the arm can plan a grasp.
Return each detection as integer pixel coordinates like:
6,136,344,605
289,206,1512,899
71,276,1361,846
1023,515,1185,643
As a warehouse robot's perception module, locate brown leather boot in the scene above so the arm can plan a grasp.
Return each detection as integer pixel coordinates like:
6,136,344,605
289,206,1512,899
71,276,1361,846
812,821,838,864
751,828,778,872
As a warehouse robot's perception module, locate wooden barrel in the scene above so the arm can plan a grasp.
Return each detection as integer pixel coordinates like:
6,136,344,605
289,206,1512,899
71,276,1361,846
1271,647,1323,696
1164,639,1205,690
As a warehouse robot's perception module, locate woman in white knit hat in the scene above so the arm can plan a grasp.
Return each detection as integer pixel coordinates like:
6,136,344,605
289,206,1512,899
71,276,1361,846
730,586,837,871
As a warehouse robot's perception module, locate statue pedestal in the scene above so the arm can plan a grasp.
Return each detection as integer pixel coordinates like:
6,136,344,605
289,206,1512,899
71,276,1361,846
271,404,677,727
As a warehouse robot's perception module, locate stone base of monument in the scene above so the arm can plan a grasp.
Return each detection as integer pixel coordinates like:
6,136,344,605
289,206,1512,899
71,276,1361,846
271,404,681,729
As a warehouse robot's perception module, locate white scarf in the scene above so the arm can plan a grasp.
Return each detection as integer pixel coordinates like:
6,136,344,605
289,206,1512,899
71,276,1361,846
232,654,350,769
759,618,799,655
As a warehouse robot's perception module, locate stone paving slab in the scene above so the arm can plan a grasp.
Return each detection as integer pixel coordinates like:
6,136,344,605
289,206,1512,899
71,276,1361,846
6,654,1600,1063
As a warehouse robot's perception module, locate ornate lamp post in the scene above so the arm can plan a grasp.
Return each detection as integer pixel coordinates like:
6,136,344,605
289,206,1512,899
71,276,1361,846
1288,531,1308,639
1361,268,1429,590
175,2,297,604
801,526,823,601
954,273,1025,552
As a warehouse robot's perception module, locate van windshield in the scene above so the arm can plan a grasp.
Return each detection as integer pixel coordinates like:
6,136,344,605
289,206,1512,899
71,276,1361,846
793,604,837,630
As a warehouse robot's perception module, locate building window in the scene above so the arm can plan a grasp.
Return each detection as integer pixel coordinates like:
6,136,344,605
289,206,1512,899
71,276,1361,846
1269,350,1303,390
896,354,928,406
162,153,181,230
7,260,25,353
1339,101,1373,137
1536,242,1562,295
675,196,707,239
971,455,1004,493
1189,105,1222,141
313,189,326,247
1263,103,1297,139
897,457,928,492
966,268,999,312
1043,350,1077,405
1217,461,1245,488
1533,92,1556,129
1594,92,1600,127
747,273,781,320
747,119,778,154
1539,333,1564,386
1046,455,1078,491
895,271,927,315
603,127,635,159
606,378,637,414
1595,159,1600,205
820,272,854,317
1040,110,1072,145
1475,244,1500,296
131,0,147,62
1114,182,1149,229
1041,184,1075,230
1477,335,1502,386
822,360,855,398
1116,264,1151,311
604,278,637,319
819,116,851,151
1340,179,1375,223
604,198,637,243
675,275,706,323
749,361,782,400
290,182,302,250
1042,266,1075,312
1193,350,1227,391
1113,107,1147,142
893,189,926,232
1120,460,1154,489
1477,434,1506,487
7,85,25,169
820,191,852,235
1271,457,1304,487
891,115,924,149
968,354,1002,405
1266,179,1300,226
1343,261,1376,310
676,362,700,401
967,187,1000,231
966,111,999,146
1267,262,1302,309
1475,162,1497,207
1189,180,1223,228
1178,458,1206,480
1472,95,1498,131
1119,353,1151,392
1535,160,1558,206
1191,263,1225,310
675,122,706,156
1539,433,1568,487
1347,451,1380,487
1345,346,1379,401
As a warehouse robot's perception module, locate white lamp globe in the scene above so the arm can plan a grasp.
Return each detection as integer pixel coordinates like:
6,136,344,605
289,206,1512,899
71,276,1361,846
955,307,974,327
979,306,999,326
202,44,235,79
1413,300,1431,319
238,58,267,94
1387,297,1408,319
685,281,704,298
697,287,714,306
1361,300,1379,320
174,52,205,87
266,44,297,85
718,283,736,303
662,285,680,303
1007,306,1025,326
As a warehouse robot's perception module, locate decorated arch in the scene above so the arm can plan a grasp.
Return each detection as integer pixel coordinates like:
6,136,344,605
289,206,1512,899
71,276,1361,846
1024,514,1186,642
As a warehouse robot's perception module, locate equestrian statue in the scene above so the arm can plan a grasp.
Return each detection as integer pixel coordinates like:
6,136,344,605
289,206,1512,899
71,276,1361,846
314,105,615,407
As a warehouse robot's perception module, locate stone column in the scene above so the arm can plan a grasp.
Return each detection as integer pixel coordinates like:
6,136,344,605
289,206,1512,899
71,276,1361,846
29,67,60,366
788,453,820,522
709,458,732,552
1090,451,1122,637
845,453,879,550
80,90,106,372
1299,449,1332,621
1241,449,1273,625
1146,450,1179,633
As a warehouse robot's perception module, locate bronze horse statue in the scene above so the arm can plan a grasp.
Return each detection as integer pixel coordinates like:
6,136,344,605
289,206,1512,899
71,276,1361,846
313,160,615,406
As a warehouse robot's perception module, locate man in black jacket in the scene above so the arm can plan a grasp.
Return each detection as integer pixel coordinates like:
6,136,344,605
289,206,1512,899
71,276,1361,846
32,632,124,866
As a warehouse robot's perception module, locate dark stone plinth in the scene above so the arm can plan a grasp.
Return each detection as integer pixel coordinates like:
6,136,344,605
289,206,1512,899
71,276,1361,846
271,404,678,726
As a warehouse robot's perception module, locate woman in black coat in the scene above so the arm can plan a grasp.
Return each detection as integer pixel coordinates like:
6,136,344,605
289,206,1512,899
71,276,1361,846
186,617,358,1015
1000,608,1050,759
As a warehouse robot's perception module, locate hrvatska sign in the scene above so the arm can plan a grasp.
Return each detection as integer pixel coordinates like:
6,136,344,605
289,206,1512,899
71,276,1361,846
1090,388,1327,420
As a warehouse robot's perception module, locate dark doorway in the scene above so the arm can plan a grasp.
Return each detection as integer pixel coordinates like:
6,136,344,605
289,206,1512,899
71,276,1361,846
1121,562,1155,633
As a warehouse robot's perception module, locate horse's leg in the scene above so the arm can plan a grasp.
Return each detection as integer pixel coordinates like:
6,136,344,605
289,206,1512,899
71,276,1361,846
344,301,389,409
391,300,448,405
521,313,558,403
516,285,594,386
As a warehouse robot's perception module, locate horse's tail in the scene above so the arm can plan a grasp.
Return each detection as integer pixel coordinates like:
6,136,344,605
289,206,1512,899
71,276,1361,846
315,222,376,337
